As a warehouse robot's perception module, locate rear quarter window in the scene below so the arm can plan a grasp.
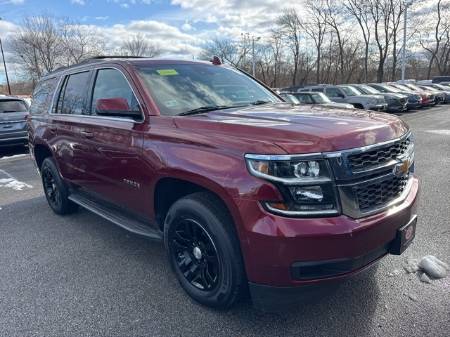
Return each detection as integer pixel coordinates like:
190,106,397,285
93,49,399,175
0,100,28,113
30,77,58,115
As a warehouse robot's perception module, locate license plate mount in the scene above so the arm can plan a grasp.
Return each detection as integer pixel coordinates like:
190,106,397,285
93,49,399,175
390,215,417,255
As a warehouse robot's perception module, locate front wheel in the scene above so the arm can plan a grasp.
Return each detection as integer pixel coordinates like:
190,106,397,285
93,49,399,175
164,192,246,309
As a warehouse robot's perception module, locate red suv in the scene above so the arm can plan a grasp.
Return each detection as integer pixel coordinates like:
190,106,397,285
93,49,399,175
28,57,419,310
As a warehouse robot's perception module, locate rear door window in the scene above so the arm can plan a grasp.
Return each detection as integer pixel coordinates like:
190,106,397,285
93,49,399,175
0,100,28,113
30,77,58,114
297,94,314,104
56,71,91,115
326,87,344,98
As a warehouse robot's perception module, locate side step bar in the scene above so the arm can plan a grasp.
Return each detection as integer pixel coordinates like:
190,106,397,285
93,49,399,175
68,193,163,241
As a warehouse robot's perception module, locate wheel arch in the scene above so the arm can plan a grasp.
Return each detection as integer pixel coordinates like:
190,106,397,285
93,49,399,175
33,143,54,170
153,175,243,235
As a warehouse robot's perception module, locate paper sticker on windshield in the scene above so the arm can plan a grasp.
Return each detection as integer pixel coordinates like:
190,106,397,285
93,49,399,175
157,69,178,76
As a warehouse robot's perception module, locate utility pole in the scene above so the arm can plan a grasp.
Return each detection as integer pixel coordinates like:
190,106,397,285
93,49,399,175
0,18,11,95
401,1,414,82
251,36,260,78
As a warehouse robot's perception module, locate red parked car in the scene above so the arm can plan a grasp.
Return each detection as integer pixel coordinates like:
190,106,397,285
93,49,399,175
28,57,419,310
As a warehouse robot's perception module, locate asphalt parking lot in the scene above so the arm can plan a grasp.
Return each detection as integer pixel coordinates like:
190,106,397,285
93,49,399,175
1,106,449,337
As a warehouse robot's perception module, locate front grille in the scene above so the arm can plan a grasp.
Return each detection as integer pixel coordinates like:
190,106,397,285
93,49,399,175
348,137,411,172
355,175,409,212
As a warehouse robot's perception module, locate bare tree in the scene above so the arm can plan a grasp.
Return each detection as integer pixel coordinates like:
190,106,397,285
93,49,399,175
10,15,105,81
201,36,250,69
344,0,372,82
277,9,302,86
418,0,450,78
388,0,406,80
121,33,161,57
61,21,105,65
369,0,395,82
303,0,328,84
323,0,348,83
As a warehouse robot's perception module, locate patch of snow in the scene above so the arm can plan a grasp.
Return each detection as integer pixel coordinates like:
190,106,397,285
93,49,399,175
419,272,432,284
418,255,449,279
404,258,420,273
0,178,32,191
426,129,450,136
0,154,28,161
388,269,402,277
0,169,32,191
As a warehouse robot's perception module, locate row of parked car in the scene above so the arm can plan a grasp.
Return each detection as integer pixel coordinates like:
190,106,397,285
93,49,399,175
277,80,450,113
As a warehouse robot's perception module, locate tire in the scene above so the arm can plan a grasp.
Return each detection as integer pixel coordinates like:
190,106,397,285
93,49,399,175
41,157,78,215
164,192,246,309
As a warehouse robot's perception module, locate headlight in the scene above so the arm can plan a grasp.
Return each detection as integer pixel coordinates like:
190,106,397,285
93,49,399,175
245,154,340,216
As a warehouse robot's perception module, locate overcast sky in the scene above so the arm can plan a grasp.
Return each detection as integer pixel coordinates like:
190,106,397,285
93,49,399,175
0,0,441,83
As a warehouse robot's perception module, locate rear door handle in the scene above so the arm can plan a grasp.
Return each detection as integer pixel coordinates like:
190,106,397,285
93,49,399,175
49,126,57,133
80,131,94,139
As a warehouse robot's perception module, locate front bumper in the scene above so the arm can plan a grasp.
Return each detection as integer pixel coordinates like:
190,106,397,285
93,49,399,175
368,103,388,111
387,102,408,112
234,176,419,309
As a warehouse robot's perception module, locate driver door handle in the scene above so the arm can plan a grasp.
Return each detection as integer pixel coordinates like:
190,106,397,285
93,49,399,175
80,130,94,139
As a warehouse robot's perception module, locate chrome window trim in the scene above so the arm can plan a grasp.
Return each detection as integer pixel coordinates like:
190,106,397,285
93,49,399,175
48,66,145,124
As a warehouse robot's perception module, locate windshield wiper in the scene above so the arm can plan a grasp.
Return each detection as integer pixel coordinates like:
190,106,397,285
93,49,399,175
178,105,238,116
250,100,272,106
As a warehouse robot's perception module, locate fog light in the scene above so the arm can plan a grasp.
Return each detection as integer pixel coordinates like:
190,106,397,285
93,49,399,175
291,186,324,202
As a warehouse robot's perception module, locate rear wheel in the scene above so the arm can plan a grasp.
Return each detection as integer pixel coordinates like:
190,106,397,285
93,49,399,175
41,157,78,215
164,192,246,309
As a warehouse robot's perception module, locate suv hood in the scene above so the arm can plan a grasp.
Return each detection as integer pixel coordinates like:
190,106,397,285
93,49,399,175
173,103,409,154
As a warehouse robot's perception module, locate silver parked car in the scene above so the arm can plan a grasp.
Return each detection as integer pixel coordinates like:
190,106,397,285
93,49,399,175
283,91,354,109
0,96,29,149
301,85,387,111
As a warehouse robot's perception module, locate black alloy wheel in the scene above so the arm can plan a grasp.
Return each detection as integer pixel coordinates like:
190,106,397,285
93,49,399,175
42,166,62,210
40,157,78,215
170,218,220,291
164,192,246,309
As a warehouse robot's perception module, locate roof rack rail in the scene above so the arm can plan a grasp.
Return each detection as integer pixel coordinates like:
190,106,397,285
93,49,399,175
77,55,147,65
86,55,147,60
43,56,148,77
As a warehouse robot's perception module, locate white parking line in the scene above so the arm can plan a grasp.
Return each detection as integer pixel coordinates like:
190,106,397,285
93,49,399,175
0,169,33,191
425,129,450,135
0,154,28,162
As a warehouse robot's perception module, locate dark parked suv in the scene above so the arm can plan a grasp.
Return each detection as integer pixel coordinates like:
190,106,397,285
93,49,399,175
0,96,29,148
29,57,419,310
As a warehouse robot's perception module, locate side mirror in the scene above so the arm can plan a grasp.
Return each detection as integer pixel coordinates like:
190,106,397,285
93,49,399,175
95,97,141,119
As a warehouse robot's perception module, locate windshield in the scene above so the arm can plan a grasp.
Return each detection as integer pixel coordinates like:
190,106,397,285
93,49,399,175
136,63,279,116
282,94,300,104
392,84,412,91
385,85,402,93
0,100,28,113
310,92,331,103
357,85,380,95
339,86,360,96
433,84,448,90
405,84,423,91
